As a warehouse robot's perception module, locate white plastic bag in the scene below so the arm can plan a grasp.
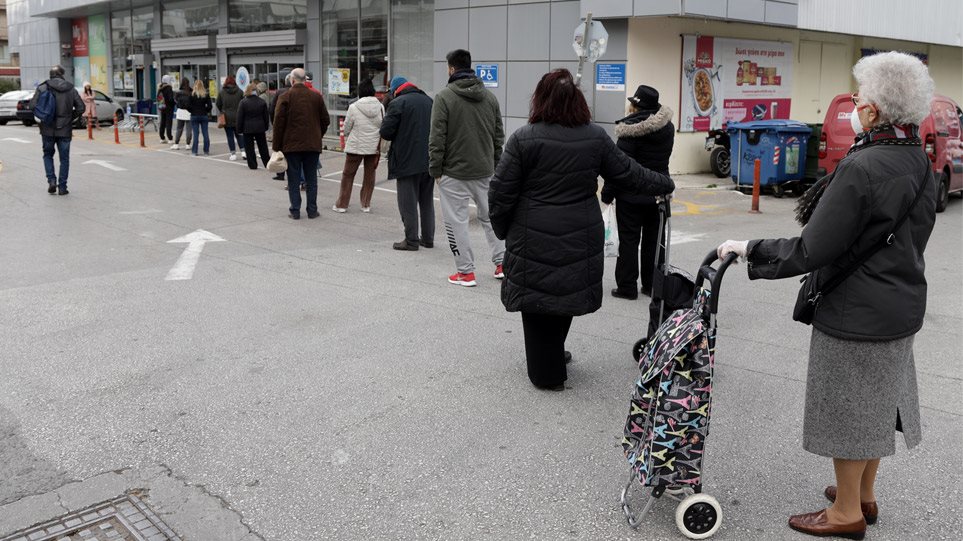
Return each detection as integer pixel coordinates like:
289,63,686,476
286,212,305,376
267,151,287,173
603,204,619,257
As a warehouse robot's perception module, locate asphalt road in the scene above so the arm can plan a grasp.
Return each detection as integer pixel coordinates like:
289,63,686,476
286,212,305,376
0,122,961,540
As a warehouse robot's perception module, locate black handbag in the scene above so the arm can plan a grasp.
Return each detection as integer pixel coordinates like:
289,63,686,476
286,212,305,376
792,174,928,325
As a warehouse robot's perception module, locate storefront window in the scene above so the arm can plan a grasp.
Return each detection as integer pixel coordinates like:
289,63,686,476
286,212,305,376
321,0,359,113
390,0,433,92
162,0,220,38
111,12,132,98
229,0,307,34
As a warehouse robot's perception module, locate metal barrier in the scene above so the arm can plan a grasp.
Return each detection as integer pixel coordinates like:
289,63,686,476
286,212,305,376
126,113,158,133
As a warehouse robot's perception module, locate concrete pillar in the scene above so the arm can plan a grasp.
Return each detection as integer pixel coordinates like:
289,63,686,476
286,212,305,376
306,0,321,79
216,0,229,87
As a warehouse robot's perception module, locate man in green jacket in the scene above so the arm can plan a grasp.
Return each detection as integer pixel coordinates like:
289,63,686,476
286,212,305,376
429,49,506,287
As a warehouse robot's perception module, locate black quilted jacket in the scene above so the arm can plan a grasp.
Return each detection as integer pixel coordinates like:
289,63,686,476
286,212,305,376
489,122,675,316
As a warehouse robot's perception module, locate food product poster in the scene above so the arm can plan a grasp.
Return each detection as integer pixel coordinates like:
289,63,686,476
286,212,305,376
71,18,89,57
328,68,350,96
680,35,794,132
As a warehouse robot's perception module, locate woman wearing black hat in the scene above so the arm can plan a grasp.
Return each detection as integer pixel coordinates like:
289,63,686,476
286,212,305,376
601,85,675,299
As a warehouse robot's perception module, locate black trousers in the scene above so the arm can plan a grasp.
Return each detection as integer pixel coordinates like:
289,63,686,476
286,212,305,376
615,200,663,292
396,172,435,246
159,108,174,140
521,312,573,387
243,132,270,169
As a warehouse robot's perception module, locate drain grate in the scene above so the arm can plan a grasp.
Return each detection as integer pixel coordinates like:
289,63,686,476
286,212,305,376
0,494,180,541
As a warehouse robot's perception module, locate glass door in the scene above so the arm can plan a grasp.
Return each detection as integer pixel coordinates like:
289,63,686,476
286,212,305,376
361,1,388,95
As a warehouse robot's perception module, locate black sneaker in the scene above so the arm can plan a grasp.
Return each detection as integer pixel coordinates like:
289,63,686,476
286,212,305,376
611,288,638,300
641,286,653,297
419,239,434,248
47,183,56,194
393,241,419,251
288,212,300,220
58,187,69,196
307,211,320,219
564,351,573,364
273,173,285,181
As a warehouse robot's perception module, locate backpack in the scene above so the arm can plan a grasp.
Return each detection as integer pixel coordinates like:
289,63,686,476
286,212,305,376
34,87,57,126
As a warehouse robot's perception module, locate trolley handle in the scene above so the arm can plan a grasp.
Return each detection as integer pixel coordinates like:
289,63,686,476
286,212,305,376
655,194,672,219
694,249,739,315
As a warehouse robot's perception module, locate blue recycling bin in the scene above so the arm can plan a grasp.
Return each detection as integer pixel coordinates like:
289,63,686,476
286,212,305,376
727,120,812,187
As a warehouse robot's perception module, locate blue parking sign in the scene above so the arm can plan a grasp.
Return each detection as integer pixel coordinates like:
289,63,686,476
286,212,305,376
475,64,499,88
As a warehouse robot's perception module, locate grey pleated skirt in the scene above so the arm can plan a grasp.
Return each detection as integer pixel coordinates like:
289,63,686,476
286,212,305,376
803,328,921,460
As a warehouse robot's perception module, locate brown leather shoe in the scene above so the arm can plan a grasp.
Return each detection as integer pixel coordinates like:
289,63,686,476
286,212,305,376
824,486,878,525
789,509,866,540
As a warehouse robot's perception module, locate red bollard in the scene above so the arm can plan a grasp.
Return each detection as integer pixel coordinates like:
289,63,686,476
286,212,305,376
114,113,120,144
87,117,93,140
139,116,145,148
749,158,762,214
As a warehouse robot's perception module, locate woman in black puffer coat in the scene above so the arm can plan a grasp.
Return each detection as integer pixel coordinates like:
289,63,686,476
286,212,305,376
601,85,674,300
489,70,674,391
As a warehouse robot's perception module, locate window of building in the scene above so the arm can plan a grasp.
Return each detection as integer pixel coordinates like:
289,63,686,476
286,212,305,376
111,12,132,98
390,0,433,93
162,0,218,39
229,0,307,34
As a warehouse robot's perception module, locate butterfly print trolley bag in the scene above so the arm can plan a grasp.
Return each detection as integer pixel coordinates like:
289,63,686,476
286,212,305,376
620,245,739,540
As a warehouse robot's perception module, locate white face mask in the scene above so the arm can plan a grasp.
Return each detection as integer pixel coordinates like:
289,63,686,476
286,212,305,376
850,105,864,133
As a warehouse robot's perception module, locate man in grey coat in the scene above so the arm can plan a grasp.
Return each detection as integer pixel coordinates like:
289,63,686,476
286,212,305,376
428,49,506,287
30,65,84,195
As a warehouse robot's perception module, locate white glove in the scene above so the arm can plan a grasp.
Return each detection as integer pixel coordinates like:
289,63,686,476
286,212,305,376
717,240,749,262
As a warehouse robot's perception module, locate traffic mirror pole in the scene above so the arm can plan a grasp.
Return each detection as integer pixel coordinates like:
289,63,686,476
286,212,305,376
574,12,593,89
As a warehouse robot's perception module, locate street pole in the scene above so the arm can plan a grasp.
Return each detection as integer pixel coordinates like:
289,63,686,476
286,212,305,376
575,12,593,88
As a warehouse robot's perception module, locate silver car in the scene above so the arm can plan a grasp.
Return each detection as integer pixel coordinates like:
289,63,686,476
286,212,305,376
0,90,34,125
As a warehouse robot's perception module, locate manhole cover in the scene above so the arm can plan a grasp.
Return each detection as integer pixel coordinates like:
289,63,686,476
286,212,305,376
0,494,180,541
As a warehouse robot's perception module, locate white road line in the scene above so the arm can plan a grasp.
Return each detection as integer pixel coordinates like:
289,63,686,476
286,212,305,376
119,209,163,215
165,229,226,281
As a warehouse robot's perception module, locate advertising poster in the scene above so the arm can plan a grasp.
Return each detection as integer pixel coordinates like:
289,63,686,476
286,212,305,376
71,18,89,57
72,57,90,88
680,35,794,132
88,15,109,92
327,68,350,96
235,66,250,92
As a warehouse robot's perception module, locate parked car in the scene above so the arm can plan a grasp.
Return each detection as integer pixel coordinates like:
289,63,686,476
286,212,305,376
16,96,35,126
0,90,34,125
74,89,126,128
817,93,963,212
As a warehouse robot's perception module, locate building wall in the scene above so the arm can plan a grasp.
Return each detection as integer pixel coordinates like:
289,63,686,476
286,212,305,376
433,0,629,137
626,16,963,174
7,0,61,88
799,0,962,48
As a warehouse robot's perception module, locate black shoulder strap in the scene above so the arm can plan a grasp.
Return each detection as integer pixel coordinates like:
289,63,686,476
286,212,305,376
819,167,930,297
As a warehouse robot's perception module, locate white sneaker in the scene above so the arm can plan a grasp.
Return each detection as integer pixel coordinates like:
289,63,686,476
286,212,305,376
361,207,371,213
160,138,167,144
170,144,178,150
332,206,347,213
241,152,247,159
229,153,237,161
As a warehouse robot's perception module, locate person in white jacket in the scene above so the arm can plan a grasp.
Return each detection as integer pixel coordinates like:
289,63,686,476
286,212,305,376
334,79,384,213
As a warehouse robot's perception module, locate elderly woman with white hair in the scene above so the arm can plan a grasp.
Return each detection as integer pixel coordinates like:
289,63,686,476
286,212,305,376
718,51,937,539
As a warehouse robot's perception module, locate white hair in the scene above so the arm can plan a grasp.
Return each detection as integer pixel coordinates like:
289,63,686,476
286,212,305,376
290,68,306,83
853,51,934,125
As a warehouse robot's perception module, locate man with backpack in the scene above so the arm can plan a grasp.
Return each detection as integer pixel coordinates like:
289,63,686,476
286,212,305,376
30,65,84,195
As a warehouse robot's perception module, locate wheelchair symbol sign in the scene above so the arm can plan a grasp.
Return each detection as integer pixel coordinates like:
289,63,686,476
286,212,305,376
475,64,499,88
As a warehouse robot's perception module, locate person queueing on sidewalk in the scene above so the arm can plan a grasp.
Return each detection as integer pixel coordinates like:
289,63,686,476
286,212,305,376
171,78,192,150
601,85,675,300
216,76,245,161
157,75,175,144
380,76,435,251
272,68,330,220
269,74,293,182
334,79,384,213
188,80,212,156
428,49,505,287
489,69,675,391
30,65,84,195
236,85,271,170
81,82,98,130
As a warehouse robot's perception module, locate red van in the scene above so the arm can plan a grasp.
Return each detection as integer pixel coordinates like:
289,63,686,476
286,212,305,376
817,93,963,212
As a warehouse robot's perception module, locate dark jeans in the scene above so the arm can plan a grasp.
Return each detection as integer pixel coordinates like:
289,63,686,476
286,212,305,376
615,200,663,292
224,126,245,153
396,172,435,246
42,135,71,188
285,151,320,215
174,119,192,145
159,108,174,140
243,132,269,169
191,115,210,155
521,312,573,388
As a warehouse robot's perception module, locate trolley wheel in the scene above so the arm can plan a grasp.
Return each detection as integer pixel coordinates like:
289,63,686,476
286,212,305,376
771,184,786,198
675,493,722,539
632,338,647,363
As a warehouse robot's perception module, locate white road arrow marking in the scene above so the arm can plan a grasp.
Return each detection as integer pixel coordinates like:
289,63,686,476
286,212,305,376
165,229,225,281
82,159,127,171
1,137,30,143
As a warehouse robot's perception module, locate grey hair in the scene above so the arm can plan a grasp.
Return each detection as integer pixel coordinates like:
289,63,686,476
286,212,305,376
853,51,933,125
290,68,306,83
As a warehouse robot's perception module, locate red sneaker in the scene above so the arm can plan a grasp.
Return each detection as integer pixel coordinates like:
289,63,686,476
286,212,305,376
493,264,505,279
448,272,477,287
